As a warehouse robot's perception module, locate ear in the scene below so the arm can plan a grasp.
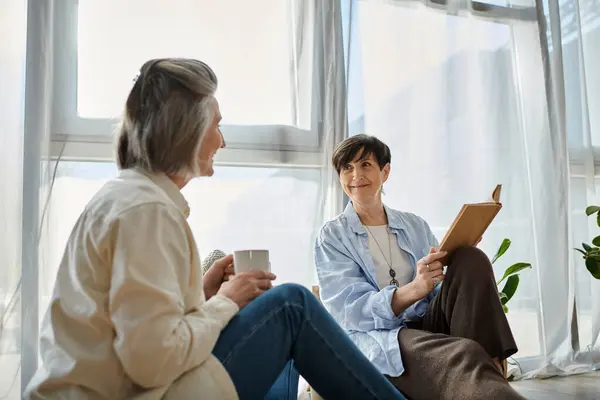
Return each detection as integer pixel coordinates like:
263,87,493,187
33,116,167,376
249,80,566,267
382,163,391,183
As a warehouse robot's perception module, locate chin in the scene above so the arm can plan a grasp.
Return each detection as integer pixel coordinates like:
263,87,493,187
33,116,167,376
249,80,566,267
197,160,215,177
199,167,214,177
349,191,377,203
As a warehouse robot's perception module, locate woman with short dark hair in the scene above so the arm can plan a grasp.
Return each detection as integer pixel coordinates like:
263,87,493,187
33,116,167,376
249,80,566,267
315,134,525,400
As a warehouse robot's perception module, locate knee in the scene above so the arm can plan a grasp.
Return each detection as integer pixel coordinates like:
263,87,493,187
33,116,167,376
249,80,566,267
452,246,489,264
458,338,486,354
449,246,493,277
454,338,490,365
269,283,314,305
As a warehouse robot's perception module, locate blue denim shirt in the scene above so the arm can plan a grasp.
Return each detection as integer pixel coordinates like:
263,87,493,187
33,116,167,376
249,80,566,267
314,202,439,377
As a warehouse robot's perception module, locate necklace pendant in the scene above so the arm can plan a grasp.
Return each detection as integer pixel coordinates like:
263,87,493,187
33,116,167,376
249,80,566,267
390,278,399,287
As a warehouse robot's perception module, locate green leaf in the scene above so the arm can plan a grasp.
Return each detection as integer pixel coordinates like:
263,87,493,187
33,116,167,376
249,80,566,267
498,292,508,302
592,236,600,247
583,243,593,252
575,248,587,257
502,304,509,313
500,275,520,305
585,206,600,216
497,263,532,286
597,213,600,228
492,239,511,264
585,257,600,279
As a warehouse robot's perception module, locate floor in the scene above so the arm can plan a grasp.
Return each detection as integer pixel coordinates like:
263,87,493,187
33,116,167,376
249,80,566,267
511,372,600,399
2,350,599,399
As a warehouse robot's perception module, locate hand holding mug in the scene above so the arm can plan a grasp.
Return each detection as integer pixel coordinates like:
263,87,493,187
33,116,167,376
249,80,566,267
218,270,277,309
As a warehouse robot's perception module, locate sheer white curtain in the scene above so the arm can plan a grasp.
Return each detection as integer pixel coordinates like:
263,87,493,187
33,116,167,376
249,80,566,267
1,0,56,396
344,0,585,378
0,1,27,398
0,0,27,399
544,0,600,370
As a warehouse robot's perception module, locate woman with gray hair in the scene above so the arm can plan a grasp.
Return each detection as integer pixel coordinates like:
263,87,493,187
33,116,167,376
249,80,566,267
24,59,405,400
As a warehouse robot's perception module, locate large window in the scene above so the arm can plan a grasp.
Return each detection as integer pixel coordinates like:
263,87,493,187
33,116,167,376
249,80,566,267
9,1,335,396
52,0,318,149
77,0,304,126
42,0,327,320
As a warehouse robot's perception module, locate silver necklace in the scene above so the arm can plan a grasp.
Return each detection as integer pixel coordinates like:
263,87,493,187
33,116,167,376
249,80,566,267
364,225,399,287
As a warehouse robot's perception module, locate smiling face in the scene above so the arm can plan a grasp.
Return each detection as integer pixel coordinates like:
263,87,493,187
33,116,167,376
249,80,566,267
196,100,225,177
339,150,390,205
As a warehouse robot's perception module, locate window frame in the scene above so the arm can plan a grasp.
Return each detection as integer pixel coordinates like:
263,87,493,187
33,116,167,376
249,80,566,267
50,134,323,167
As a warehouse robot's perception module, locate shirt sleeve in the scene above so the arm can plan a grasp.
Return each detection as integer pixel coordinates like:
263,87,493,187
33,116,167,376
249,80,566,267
108,203,239,389
314,229,405,332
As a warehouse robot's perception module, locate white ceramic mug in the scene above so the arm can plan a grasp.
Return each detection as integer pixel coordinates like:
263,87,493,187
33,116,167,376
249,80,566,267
233,250,270,274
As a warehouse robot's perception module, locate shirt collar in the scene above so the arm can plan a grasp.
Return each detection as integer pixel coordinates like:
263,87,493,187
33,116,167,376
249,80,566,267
118,168,191,218
344,201,405,234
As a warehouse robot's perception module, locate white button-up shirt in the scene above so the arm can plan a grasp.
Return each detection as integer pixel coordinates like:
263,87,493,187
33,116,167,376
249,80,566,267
25,169,240,400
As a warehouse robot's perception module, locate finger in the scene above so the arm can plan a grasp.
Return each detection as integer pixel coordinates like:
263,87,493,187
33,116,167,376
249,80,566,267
223,268,234,278
224,264,235,275
254,278,274,290
429,246,437,254
422,251,447,264
246,270,277,280
423,268,445,279
213,254,234,269
431,269,445,278
417,255,442,271
428,260,443,271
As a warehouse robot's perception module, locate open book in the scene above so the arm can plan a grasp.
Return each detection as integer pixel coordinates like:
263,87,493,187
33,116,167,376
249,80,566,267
437,185,503,264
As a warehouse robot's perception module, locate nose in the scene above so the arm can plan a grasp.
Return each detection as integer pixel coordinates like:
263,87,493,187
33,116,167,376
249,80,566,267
352,168,362,181
220,130,226,149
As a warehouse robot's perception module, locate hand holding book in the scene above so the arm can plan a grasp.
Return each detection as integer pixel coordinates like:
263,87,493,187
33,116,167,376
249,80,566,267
438,185,503,265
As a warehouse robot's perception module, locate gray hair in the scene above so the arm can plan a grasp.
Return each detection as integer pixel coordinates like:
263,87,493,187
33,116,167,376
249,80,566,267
116,58,218,177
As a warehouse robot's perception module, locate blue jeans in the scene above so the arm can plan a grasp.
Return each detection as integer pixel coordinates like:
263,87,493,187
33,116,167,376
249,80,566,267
212,283,405,400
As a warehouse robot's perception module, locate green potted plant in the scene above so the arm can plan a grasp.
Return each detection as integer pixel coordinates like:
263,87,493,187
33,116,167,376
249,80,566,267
574,206,600,279
491,238,532,312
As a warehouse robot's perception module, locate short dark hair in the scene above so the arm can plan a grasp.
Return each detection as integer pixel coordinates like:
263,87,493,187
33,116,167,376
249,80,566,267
332,134,391,175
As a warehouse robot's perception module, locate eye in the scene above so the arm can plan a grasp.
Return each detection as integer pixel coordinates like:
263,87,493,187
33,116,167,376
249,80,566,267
342,164,352,171
362,161,372,167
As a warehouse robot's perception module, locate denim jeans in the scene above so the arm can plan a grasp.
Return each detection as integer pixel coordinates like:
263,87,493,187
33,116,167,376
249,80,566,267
264,360,298,400
212,283,405,400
